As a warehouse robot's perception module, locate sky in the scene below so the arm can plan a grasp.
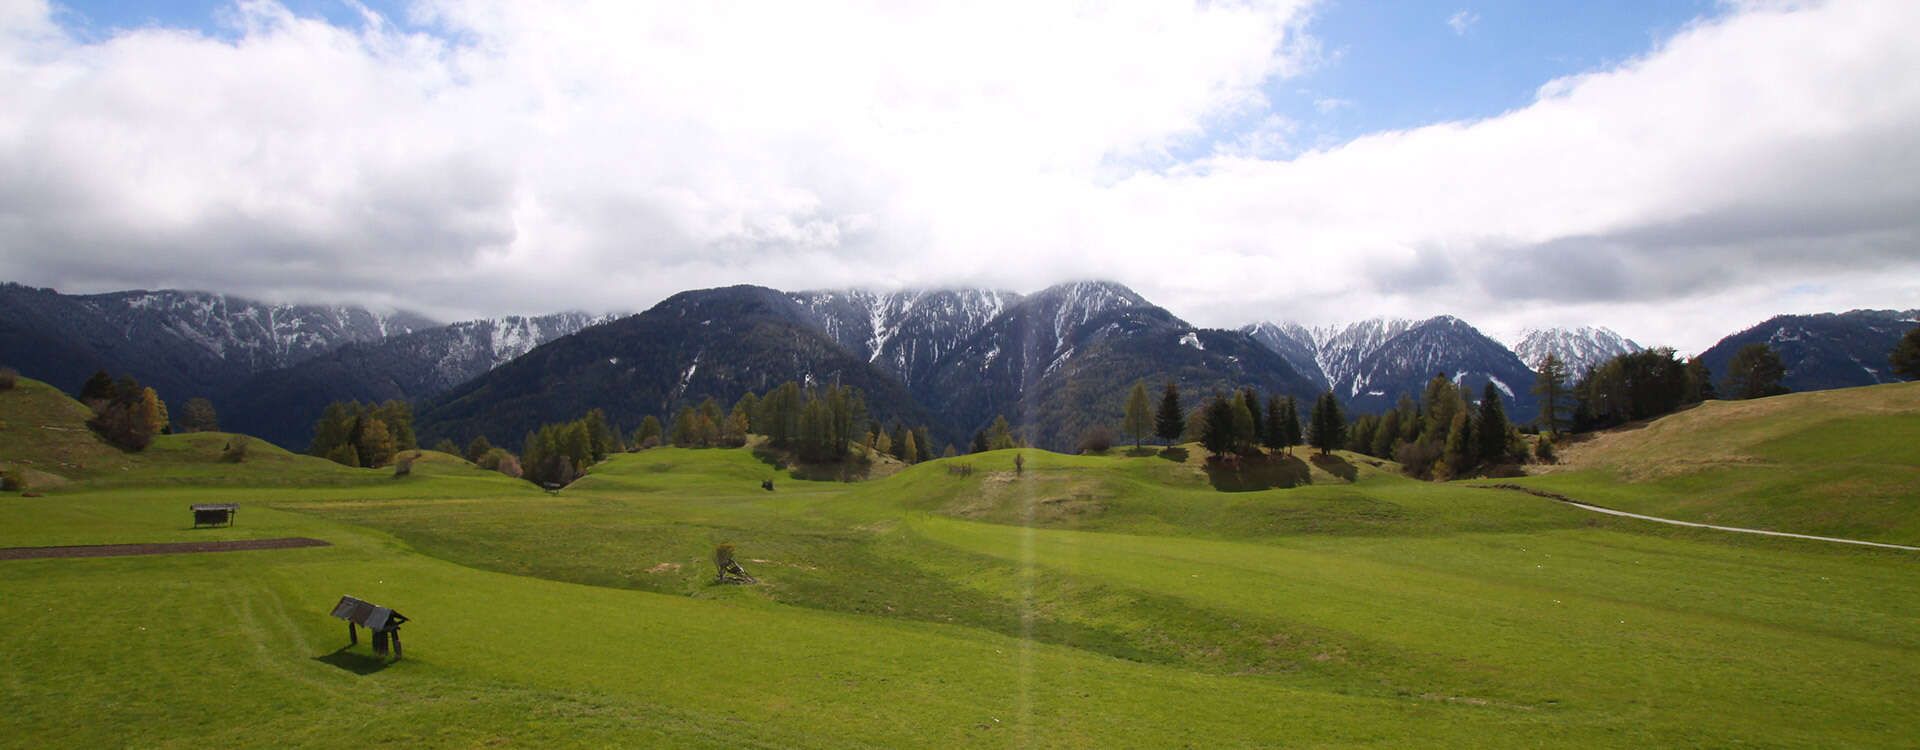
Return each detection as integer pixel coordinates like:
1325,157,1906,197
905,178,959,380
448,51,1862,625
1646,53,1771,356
2,0,1917,354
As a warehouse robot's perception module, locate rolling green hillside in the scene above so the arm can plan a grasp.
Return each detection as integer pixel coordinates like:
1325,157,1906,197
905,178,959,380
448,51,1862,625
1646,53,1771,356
2,377,1918,747
1504,382,1920,544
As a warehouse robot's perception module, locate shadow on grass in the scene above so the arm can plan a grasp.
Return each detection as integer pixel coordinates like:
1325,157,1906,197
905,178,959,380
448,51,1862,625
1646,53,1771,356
1156,446,1189,462
1309,453,1358,482
314,647,391,675
751,445,876,482
1124,446,1158,458
1205,454,1312,492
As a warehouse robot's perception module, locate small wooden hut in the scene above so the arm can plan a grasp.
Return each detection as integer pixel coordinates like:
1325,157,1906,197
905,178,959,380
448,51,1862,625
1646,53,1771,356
330,595,409,659
191,503,238,528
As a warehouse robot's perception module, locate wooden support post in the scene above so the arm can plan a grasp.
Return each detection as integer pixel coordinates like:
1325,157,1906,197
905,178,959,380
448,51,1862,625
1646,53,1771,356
347,621,357,645
391,630,402,661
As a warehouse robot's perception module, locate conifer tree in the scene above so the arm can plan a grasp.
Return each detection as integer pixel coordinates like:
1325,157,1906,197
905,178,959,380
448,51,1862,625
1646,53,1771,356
1683,358,1717,403
670,407,697,446
970,430,989,454
1200,395,1236,458
1262,395,1289,453
1348,414,1377,453
1306,391,1345,455
1281,396,1304,454
1229,392,1257,455
583,408,615,461
1477,382,1508,463
79,370,116,406
1531,352,1571,436
1240,387,1265,446
1154,381,1184,444
1123,381,1152,449
899,429,919,465
1371,408,1400,458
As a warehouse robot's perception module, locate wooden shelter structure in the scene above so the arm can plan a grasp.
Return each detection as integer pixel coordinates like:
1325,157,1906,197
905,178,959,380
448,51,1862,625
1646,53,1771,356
191,503,238,528
330,595,409,659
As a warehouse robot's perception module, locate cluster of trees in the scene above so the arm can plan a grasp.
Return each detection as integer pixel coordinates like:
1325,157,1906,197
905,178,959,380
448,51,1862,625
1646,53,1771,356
1532,343,1792,438
521,409,619,486
1347,377,1521,479
1109,380,1349,460
308,400,419,468
1195,388,1308,458
78,370,168,451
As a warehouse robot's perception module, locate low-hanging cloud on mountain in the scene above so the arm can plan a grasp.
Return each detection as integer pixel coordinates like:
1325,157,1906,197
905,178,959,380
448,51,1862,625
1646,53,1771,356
0,0,1916,353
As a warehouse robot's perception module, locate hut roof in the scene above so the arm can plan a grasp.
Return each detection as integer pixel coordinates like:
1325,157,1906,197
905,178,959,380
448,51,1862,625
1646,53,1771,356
330,595,408,631
190,503,239,511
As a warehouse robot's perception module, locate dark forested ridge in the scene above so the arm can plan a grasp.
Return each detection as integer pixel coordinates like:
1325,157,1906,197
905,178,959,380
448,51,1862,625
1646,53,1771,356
1697,310,1919,393
413,286,939,450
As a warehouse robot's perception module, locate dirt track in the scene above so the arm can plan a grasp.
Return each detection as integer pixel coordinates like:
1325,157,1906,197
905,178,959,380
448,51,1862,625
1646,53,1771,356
0,537,330,560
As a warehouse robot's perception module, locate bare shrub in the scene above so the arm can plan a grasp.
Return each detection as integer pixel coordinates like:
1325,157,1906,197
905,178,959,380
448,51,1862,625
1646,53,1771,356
221,436,251,463
1078,426,1115,454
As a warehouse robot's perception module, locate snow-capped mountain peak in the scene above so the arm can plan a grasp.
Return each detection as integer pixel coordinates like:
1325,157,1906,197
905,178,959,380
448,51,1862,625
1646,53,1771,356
1510,326,1642,375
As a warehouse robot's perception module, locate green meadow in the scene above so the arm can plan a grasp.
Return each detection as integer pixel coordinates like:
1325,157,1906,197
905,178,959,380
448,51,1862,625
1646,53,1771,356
3,377,1919,747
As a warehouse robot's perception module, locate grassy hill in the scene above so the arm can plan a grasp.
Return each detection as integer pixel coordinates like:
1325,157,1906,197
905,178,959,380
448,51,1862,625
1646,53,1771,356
3,378,1919,746
1501,382,1920,544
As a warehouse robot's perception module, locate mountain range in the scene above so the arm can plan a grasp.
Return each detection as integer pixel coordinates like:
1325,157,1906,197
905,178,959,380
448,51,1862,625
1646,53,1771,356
3,279,1913,453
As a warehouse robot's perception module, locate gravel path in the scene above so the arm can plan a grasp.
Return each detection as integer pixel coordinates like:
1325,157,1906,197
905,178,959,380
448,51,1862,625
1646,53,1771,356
1483,484,1920,552
0,537,330,560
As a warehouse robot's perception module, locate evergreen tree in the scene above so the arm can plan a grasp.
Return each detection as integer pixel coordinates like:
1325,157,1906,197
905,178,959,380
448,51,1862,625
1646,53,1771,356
1396,394,1421,443
970,430,989,454
78,370,117,405
1722,343,1789,400
1240,387,1265,446
582,408,615,461
1477,382,1508,463
874,428,892,456
1348,415,1377,453
1262,395,1289,452
1281,396,1303,453
1306,391,1345,455
1371,408,1400,458
1199,395,1236,458
1421,375,1460,440
1893,327,1920,380
1123,381,1153,449
1153,381,1185,444
1682,357,1716,403
1528,354,1574,437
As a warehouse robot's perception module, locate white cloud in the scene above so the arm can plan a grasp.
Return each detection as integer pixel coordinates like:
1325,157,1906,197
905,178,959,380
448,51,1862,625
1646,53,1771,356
1447,9,1479,35
0,0,1917,353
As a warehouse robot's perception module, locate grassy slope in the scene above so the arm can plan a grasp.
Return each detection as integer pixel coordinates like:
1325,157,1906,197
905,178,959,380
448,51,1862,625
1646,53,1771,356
1501,382,1920,544
2,378,1918,746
